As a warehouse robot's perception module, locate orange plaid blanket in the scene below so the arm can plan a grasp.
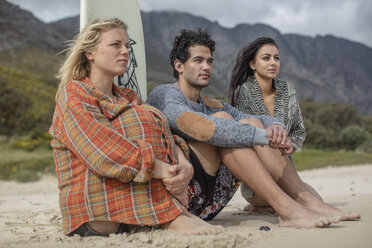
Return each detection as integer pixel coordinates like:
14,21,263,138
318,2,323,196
49,77,187,234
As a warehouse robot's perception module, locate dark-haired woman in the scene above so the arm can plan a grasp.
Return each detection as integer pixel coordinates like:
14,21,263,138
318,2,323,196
229,37,318,213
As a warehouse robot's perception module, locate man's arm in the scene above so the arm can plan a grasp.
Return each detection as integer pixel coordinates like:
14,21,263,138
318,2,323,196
147,85,284,147
222,102,284,128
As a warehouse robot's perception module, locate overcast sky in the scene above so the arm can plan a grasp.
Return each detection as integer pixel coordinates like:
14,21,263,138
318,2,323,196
7,0,372,48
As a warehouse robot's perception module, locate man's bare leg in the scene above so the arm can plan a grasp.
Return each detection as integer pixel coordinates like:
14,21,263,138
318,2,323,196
188,140,221,176
197,111,333,227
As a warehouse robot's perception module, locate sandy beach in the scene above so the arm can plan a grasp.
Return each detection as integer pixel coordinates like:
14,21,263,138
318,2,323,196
0,164,371,248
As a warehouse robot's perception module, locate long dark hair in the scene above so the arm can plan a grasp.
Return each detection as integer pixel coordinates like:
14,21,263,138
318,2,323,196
229,37,278,105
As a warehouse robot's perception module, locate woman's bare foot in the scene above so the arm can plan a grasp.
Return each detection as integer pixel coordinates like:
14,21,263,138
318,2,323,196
243,204,276,214
305,201,361,221
278,204,337,229
164,211,223,235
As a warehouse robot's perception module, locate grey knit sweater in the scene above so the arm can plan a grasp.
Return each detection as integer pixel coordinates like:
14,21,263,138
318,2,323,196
234,76,306,151
147,83,284,147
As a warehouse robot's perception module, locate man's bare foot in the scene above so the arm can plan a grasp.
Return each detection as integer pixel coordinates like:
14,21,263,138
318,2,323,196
164,211,223,235
243,204,276,214
278,204,337,229
305,201,361,221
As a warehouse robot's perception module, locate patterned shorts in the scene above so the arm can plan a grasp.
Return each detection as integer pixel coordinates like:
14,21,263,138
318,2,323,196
187,146,241,220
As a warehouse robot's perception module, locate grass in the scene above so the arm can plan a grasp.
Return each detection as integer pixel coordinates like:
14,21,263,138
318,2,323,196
292,148,372,171
0,141,372,182
0,142,55,182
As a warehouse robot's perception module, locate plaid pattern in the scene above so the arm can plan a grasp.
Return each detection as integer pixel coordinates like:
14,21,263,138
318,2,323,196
49,77,188,234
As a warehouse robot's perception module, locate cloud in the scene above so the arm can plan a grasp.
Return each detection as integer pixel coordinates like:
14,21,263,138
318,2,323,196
6,0,372,47
138,0,372,47
7,0,80,22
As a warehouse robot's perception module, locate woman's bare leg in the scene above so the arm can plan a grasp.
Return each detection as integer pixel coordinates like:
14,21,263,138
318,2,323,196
219,146,334,228
240,117,360,221
243,183,321,214
87,221,120,235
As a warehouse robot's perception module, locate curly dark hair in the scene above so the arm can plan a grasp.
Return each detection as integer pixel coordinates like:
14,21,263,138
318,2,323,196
170,28,215,79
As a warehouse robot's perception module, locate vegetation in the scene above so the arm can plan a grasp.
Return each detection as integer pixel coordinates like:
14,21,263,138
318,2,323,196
292,149,372,171
300,99,372,151
1,140,371,182
1,59,372,182
0,141,54,182
0,66,57,137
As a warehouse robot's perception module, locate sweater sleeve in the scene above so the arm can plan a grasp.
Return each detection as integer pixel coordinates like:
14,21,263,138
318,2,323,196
222,100,285,129
147,85,283,147
287,84,306,151
57,82,155,183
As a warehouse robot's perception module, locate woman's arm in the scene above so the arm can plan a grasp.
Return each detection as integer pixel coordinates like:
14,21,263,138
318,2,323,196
288,84,306,152
57,82,157,183
162,145,194,207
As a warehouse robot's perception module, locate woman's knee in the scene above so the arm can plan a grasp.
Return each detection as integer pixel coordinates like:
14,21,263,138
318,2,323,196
239,117,264,128
246,194,269,207
211,111,234,120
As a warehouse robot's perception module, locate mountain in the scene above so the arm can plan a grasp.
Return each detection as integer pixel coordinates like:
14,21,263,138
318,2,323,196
49,11,372,114
0,0,64,80
1,0,372,115
0,0,62,135
141,11,372,115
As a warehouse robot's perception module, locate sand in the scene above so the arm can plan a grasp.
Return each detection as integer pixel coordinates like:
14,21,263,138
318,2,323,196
0,164,371,248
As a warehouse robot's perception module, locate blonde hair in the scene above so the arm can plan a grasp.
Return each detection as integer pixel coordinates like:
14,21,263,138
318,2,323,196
55,18,128,101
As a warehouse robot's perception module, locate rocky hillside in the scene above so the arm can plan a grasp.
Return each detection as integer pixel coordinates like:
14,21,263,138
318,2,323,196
2,0,372,115
49,11,372,114
0,0,64,80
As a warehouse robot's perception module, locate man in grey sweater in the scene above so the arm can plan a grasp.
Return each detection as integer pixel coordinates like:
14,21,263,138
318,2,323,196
147,29,359,228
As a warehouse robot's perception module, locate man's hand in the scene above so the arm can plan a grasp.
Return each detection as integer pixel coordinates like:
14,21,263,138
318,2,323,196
266,124,293,155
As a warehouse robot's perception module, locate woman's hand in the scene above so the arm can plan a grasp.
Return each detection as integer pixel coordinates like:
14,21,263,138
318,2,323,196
279,138,294,155
266,124,293,155
171,189,189,208
153,159,174,179
162,160,194,195
163,145,194,207
153,146,194,207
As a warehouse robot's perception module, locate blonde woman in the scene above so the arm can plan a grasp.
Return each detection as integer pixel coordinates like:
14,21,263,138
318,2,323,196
49,18,223,237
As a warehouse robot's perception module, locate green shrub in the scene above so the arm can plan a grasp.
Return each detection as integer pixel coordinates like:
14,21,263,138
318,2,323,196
12,130,52,151
338,125,371,150
0,157,55,182
357,138,372,153
304,124,337,149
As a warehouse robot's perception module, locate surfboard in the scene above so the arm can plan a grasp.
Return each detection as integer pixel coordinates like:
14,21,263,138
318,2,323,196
80,0,147,99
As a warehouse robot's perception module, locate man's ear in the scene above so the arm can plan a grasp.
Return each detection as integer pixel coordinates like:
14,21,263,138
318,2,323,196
174,59,184,75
